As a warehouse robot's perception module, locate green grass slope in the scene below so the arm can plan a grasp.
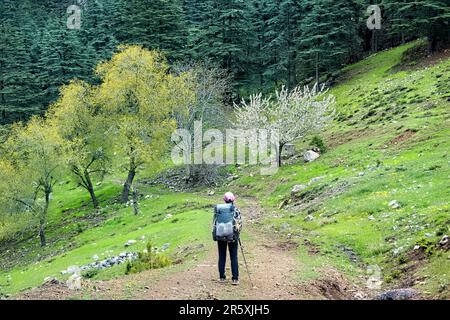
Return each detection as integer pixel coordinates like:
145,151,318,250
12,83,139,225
231,40,450,298
0,183,215,295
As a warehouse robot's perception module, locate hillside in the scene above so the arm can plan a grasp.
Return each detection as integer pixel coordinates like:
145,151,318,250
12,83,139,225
0,41,449,300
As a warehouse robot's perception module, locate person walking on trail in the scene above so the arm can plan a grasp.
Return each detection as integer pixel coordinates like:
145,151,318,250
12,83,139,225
212,192,242,285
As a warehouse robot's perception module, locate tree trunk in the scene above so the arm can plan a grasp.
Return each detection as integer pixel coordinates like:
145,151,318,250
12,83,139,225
315,51,320,90
121,163,136,204
428,34,438,53
39,190,50,247
132,187,139,215
277,143,284,168
84,171,99,209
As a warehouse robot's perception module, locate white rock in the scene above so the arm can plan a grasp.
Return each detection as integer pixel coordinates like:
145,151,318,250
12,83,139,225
304,215,314,222
388,200,401,209
304,150,320,163
92,255,99,261
164,214,173,220
125,240,137,247
291,184,307,195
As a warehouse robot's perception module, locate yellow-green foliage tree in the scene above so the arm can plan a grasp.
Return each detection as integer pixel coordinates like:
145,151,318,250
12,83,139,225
2,118,62,246
48,80,111,209
95,45,195,203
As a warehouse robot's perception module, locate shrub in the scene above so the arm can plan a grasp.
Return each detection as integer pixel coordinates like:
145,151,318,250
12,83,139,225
125,242,171,275
310,136,327,153
82,268,99,279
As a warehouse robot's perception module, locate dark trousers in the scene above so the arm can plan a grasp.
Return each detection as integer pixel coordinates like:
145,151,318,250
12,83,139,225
217,240,239,280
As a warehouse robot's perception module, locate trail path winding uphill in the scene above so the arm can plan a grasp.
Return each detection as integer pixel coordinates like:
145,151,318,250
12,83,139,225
17,198,366,300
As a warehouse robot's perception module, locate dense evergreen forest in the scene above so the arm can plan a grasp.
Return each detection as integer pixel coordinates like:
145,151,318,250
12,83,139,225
0,0,449,124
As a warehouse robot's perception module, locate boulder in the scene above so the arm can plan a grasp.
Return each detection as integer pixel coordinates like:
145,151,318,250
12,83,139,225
376,288,417,300
309,176,325,184
291,184,307,196
125,240,137,247
388,200,401,209
304,150,320,163
304,215,314,222
282,143,296,158
43,277,60,286
439,235,449,250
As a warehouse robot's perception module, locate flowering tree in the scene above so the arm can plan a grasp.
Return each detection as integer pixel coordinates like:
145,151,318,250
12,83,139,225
235,83,335,167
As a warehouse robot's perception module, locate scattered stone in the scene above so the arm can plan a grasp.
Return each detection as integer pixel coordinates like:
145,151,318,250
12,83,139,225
358,172,366,177
388,200,401,209
439,235,449,250
278,199,289,210
304,150,320,163
291,184,307,195
304,215,314,222
376,288,417,300
368,216,375,221
161,243,170,251
124,240,137,247
43,277,60,286
309,176,325,184
164,214,173,220
227,175,239,182
145,195,150,200
92,255,99,261
208,190,215,196
280,223,290,232
282,144,296,158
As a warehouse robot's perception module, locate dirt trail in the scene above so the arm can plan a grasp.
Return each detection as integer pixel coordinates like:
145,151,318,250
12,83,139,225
16,198,366,300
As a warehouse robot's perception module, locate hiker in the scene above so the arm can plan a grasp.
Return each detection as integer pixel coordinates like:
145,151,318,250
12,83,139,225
212,192,242,285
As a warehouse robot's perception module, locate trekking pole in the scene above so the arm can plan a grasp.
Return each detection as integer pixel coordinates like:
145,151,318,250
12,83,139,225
238,238,255,289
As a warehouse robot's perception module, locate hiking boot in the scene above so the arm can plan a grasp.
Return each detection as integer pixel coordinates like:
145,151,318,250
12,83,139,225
219,278,226,283
232,279,239,286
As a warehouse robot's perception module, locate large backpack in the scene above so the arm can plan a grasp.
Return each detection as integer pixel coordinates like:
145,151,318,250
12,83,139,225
213,203,236,242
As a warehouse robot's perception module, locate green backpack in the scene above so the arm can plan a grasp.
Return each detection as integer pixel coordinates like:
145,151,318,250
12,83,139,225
213,203,236,242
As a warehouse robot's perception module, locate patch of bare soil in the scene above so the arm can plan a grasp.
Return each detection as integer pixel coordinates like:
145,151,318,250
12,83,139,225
388,129,417,146
307,269,367,300
14,198,367,300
